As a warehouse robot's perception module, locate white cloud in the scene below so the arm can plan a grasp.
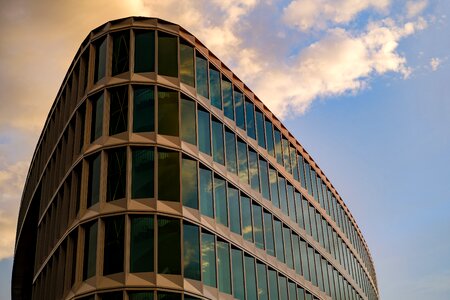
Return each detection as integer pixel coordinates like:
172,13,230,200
406,0,428,18
283,0,390,31
430,57,441,71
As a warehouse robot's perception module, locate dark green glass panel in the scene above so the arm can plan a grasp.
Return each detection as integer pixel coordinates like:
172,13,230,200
256,262,268,300
183,222,200,280
283,226,293,269
180,42,194,86
129,291,154,300
94,37,106,82
255,110,266,148
130,216,154,272
305,292,313,300
103,216,124,275
225,129,237,174
181,97,196,145
87,153,100,207
298,156,307,189
328,264,336,299
295,192,304,229
200,166,213,218
308,246,317,286
210,67,222,109
112,30,129,76
237,139,248,184
259,158,270,200
107,147,126,201
182,157,198,209
212,119,224,165
248,149,259,192
214,176,228,226
83,221,97,279
245,100,256,139
244,255,257,300
290,147,299,181
288,281,297,300
263,211,275,256
311,170,318,201
217,240,231,294
158,217,180,274
99,291,122,300
316,213,324,247
287,184,296,222
269,167,279,208
297,287,305,300
228,186,241,234
133,86,154,132
282,138,291,173
231,248,245,300
315,252,324,292
274,129,283,165
274,219,284,263
196,54,209,98
292,233,301,275
265,119,274,156
222,79,234,120
132,147,154,199
198,108,211,155
305,163,312,196
202,231,216,287
241,194,253,242
268,269,279,300
278,275,288,300
303,198,311,235
252,203,264,249
158,149,179,201
91,92,104,142
109,85,128,135
234,90,245,130
158,88,179,136
309,206,318,241
158,32,178,77
134,30,155,73
278,177,288,215
158,292,181,300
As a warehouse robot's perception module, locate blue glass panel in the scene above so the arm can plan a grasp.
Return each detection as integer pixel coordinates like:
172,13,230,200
212,119,224,165
283,226,293,269
198,108,211,155
214,176,228,227
245,99,256,139
222,79,234,120
264,211,275,256
244,255,257,300
259,158,270,200
217,240,231,293
241,194,253,242
287,184,296,222
255,110,266,148
237,139,249,184
268,269,279,300
234,90,245,130
248,149,260,192
269,167,279,208
228,186,241,235
252,203,264,249
274,219,284,263
278,176,288,215
210,68,222,109
202,231,216,287
200,166,213,218
225,129,237,174
274,129,283,165
231,248,245,300
196,54,209,98
183,222,200,280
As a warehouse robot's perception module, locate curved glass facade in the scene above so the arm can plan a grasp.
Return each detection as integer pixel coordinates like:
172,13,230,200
12,17,378,300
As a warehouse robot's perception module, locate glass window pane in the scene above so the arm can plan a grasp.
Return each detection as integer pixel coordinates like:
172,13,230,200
158,149,180,201
308,246,317,286
255,110,266,148
103,216,124,275
252,203,264,249
107,147,126,201
210,67,222,109
212,119,225,165
94,37,106,82
183,222,200,280
158,292,181,300
315,252,324,292
87,153,101,207
91,92,104,142
234,90,245,130
158,32,178,77
112,30,129,76
265,119,274,156
269,167,279,208
282,138,291,173
214,176,228,227
295,191,304,229
196,54,209,98
268,269,279,300
200,166,213,218
133,86,154,132
259,158,270,200
278,176,288,215
305,163,312,196
241,194,253,242
231,248,245,300
257,262,268,300
134,30,155,73
100,292,122,300
83,221,97,279
198,108,211,155
158,88,179,136
297,287,305,300
132,147,154,198
217,240,231,294
309,206,318,241
287,184,296,222
129,291,154,300
182,156,198,209
298,155,307,189
244,255,257,300
109,86,128,135
237,139,249,184
202,231,216,287
158,216,180,274
305,292,313,300
263,211,275,256
228,185,241,235
180,42,194,86
278,275,288,300
292,233,301,275
274,129,283,165
288,281,297,300
274,219,284,263
222,78,234,120
245,99,256,139
181,96,196,144
290,147,299,181
283,227,293,269
303,198,311,235
249,149,259,192
225,129,237,174
130,216,154,272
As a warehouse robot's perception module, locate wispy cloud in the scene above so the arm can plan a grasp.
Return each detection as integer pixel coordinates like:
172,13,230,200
406,0,428,18
430,57,442,71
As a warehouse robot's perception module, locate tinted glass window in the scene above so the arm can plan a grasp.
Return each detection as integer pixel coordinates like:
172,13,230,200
268,269,279,300
87,153,101,207
259,158,270,200
264,211,275,256
181,96,196,145
308,246,317,286
237,139,248,184
274,129,283,165
214,176,228,226
265,119,274,156
245,99,256,139
255,110,266,148
109,85,128,135
158,149,179,201
200,166,213,218
158,293,181,300
292,233,301,275
269,167,279,208
287,184,296,222
225,129,237,174
228,185,241,235
290,146,299,180
134,30,155,73
158,32,177,77
132,147,154,198
129,292,154,300
278,176,288,215
103,216,124,275
94,37,106,82
303,198,311,235
217,240,231,294
274,219,284,263
257,262,268,300
234,90,245,130
209,67,222,109
196,54,209,98
252,203,264,249
158,216,180,274
112,30,129,76
183,222,200,280
295,191,304,229
241,194,253,242
158,88,178,136
222,79,234,120
107,147,126,201
202,231,216,287
248,149,259,192
244,255,257,300
231,248,245,300
182,156,198,209
297,287,305,300
100,292,122,300
198,108,211,155
180,42,194,86
133,86,154,132
130,216,154,272
91,92,104,142
278,275,288,300
315,252,324,292
282,138,291,173
298,156,307,189
288,281,297,300
283,226,293,269
212,119,224,165
83,221,97,280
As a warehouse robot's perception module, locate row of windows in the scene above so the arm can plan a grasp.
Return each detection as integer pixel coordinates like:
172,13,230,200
78,290,202,300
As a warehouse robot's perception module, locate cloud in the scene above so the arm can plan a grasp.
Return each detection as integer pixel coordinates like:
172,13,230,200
430,57,441,71
406,0,428,18
282,0,390,31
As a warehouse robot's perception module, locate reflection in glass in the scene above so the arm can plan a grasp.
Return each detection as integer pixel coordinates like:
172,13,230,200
94,37,106,82
287,184,296,222
274,219,284,263
109,86,128,135
198,108,211,155
183,222,200,280
292,233,302,275
112,30,129,76
103,216,124,275
83,221,97,279
265,119,275,156
158,88,179,136
244,255,257,300
225,129,237,174
158,216,180,274
234,90,245,130
210,67,222,109
217,240,231,294
274,129,283,165
214,176,228,226
129,291,154,300
255,110,266,148
308,246,317,286
231,248,245,300
222,79,234,120
264,211,275,256
134,30,155,73
241,194,253,242
282,138,292,173
259,158,270,200
158,149,179,201
201,231,216,287
182,157,198,209
269,167,279,208
196,54,209,98
107,148,126,201
212,119,224,165
91,92,104,142
290,146,299,181
181,97,196,145
180,42,194,86
245,99,256,139
130,216,154,272
200,166,213,218
133,86,154,132
132,147,154,198
268,269,279,300
298,155,307,189
228,186,241,235
252,203,264,249
248,149,259,192
303,198,311,235
278,176,288,215
87,153,100,207
257,262,268,300
283,226,293,269
315,252,324,292
237,139,248,184
295,192,304,229
158,32,178,77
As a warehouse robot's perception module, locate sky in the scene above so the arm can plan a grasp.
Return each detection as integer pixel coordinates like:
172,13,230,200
0,0,449,299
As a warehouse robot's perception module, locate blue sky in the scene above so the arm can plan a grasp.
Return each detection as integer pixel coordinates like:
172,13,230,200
0,0,449,299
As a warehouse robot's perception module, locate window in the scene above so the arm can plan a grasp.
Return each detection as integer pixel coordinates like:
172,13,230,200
265,119,275,156
222,78,234,120
252,203,264,249
209,67,222,109
274,219,284,263
212,119,224,165
196,54,209,98
134,30,155,73
90,92,104,142
255,109,266,148
158,32,177,77
263,211,275,256
180,41,194,86
198,107,211,155
158,88,178,136
237,139,248,184
225,129,237,174
217,240,231,294
282,138,291,173
241,194,253,242
287,184,296,222
107,147,126,201
278,275,288,300
94,37,106,82
231,248,245,300
315,252,324,292
289,281,297,300
214,176,228,227
129,292,154,300
308,246,317,286
305,162,312,196
257,262,269,300
248,149,259,192
130,216,154,272
83,221,97,279
228,185,241,235
244,255,257,300
87,153,101,207
158,149,179,201
202,231,216,287
290,146,299,181
298,155,307,189
278,176,288,215
183,222,200,280
292,233,301,275
99,292,122,300
131,147,154,198
103,216,124,275
182,156,198,209
112,30,129,76
295,191,304,229
269,167,279,208
303,198,311,235
297,287,306,300
283,226,293,269
259,158,270,200
181,96,196,145
274,129,283,165
133,86,154,132
200,166,213,218
109,85,128,135
234,90,245,130
268,269,279,300
245,99,256,139
158,216,180,274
